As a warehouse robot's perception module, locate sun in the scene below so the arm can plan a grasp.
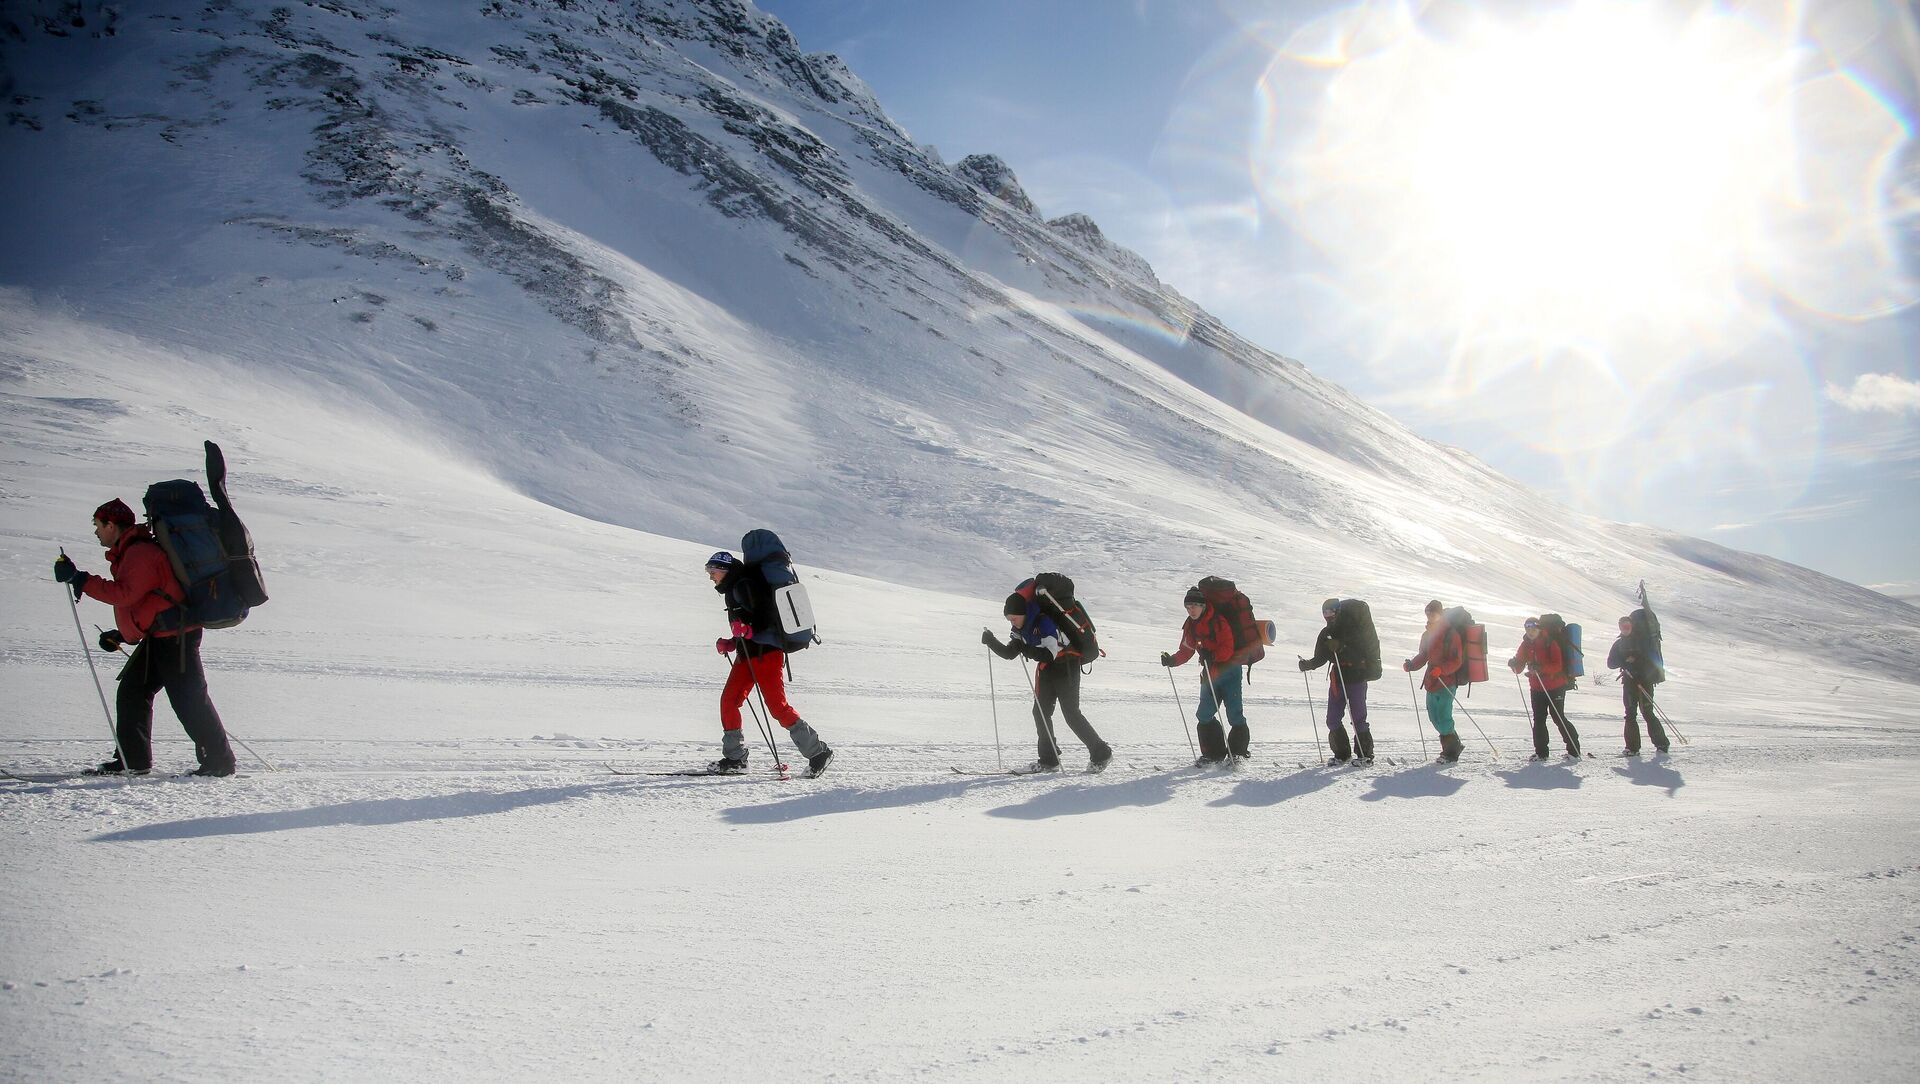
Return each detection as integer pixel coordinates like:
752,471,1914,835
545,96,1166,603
1263,1,1811,356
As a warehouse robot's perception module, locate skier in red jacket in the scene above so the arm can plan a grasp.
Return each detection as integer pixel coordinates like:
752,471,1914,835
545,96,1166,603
1161,586,1246,765
1509,617,1581,759
1403,600,1465,762
54,499,236,777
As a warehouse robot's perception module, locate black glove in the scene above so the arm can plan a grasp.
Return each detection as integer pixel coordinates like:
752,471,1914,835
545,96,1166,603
1297,656,1313,672
98,629,124,653
1021,644,1052,664
1160,652,1176,667
980,629,999,649
53,555,79,583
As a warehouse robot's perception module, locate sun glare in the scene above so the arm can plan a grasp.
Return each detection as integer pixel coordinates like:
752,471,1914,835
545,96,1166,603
1279,4,1802,338
1253,0,1912,390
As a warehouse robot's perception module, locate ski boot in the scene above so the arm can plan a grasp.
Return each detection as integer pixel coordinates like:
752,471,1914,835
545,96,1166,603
83,758,149,777
806,746,835,778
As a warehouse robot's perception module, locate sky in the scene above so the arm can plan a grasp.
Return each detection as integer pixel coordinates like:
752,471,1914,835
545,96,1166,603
755,0,1920,597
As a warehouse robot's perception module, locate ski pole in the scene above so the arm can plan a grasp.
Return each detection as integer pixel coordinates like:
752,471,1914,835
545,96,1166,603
62,557,128,776
1536,669,1580,756
92,624,276,772
723,646,786,775
1444,678,1501,760
1020,656,1063,763
1332,661,1359,759
985,645,1004,771
1406,670,1429,760
1165,667,1197,759
1634,678,1689,745
1301,670,1325,762
1200,660,1229,755
1514,671,1533,752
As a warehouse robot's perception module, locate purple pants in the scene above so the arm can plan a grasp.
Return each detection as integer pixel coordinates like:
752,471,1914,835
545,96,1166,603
1327,675,1369,732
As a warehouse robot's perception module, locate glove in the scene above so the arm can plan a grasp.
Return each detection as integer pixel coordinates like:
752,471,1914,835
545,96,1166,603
1509,659,1524,674
1402,659,1416,672
715,637,734,656
98,629,124,653
53,555,79,583
980,629,999,649
1021,644,1052,664
1297,656,1313,672
1160,652,1176,668
730,619,752,639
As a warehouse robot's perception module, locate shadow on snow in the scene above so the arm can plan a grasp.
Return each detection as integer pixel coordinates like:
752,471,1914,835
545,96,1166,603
89,780,653,841
1358,764,1469,802
1494,762,1584,791
1613,757,1686,796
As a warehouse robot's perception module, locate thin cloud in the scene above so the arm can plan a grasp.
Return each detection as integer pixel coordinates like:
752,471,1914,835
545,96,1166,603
1825,373,1920,415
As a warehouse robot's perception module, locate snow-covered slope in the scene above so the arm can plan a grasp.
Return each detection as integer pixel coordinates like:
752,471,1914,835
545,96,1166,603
2,0,1914,685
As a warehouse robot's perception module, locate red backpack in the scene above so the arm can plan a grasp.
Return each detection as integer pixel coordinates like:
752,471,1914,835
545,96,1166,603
1197,576,1265,668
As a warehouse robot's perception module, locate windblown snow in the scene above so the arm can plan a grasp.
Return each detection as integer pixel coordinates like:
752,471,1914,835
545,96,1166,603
1,2,1916,1081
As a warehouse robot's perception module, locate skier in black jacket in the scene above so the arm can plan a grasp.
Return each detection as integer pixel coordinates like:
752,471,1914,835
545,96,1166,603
1298,598,1375,764
1606,612,1668,755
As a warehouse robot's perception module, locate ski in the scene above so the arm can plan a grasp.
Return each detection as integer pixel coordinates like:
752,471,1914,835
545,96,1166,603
607,762,789,779
951,765,1060,777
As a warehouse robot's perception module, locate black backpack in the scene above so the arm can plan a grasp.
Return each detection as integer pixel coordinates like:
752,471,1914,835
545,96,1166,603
741,528,816,652
1030,571,1099,664
1331,599,1383,681
143,441,268,633
1628,606,1664,684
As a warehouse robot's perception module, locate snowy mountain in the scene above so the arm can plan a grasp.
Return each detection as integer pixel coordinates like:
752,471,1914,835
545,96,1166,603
5,0,1914,686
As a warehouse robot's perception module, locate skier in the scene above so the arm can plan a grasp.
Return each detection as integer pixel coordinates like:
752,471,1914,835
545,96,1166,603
1403,599,1465,762
982,591,1113,772
705,551,833,777
1606,613,1669,755
1161,585,1246,766
1298,597,1373,764
1510,616,1581,759
53,499,237,777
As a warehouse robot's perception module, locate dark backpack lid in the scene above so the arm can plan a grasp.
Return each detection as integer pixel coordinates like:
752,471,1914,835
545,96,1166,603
741,529,789,565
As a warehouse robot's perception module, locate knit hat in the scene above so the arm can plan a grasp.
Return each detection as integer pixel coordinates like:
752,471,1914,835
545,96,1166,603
704,551,737,571
1183,587,1205,607
93,499,135,528
1321,597,1341,615
1003,592,1026,616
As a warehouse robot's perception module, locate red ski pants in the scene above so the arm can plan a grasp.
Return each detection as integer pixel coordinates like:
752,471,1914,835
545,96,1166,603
721,651,801,730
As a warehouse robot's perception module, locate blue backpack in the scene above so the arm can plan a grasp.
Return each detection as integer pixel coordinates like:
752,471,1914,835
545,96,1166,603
741,529,817,652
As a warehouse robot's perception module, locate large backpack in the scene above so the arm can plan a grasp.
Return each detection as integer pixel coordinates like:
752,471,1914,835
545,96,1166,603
1628,605,1664,685
1443,605,1487,689
1330,598,1383,681
1537,612,1583,683
143,441,268,634
1196,576,1265,668
1026,572,1099,664
741,528,816,652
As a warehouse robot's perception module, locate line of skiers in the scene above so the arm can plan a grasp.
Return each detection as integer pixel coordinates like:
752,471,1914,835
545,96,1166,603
53,483,1674,778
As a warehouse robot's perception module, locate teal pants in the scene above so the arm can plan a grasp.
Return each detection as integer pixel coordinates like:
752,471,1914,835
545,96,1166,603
1425,686,1457,735
1196,664,1246,727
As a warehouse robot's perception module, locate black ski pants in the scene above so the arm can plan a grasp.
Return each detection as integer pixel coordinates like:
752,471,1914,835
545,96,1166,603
1622,680,1668,753
116,630,234,772
1032,662,1110,766
1529,687,1580,758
